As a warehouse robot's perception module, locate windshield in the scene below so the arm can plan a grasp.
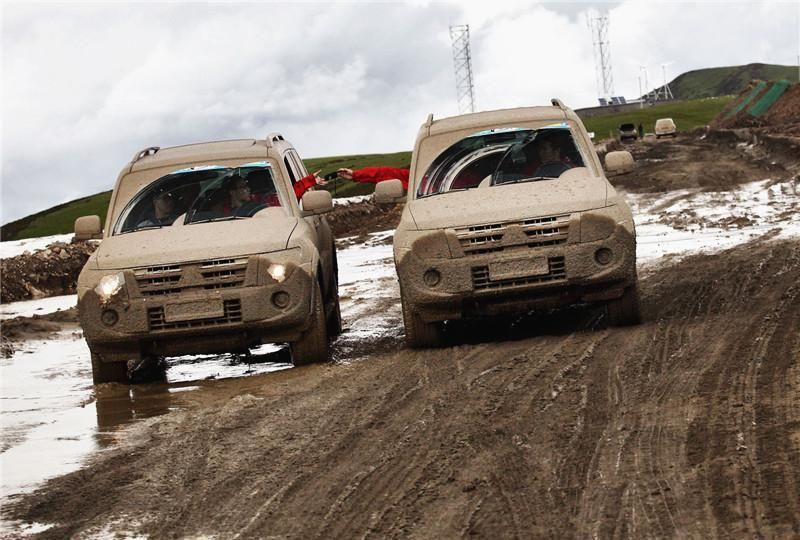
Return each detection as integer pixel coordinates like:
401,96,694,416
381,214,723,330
115,163,283,234
417,126,585,198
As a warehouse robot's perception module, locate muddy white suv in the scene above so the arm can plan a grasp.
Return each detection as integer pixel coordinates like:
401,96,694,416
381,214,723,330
376,100,641,347
76,134,341,383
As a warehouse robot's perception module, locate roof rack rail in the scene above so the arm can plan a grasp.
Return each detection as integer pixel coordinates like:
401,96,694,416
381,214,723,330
550,98,566,109
132,146,160,163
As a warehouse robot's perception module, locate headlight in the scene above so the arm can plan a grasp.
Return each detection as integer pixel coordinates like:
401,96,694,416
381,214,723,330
268,264,287,283
95,273,125,303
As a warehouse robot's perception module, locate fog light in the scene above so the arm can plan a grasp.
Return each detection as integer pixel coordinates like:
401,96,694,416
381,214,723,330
423,268,441,287
272,291,290,309
101,309,119,326
595,248,613,265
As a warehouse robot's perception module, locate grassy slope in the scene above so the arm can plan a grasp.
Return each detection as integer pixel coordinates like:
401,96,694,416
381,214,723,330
581,96,733,141
657,63,798,100
0,93,737,241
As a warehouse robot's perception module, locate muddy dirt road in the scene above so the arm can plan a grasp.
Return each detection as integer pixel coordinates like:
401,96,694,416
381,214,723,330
2,133,800,538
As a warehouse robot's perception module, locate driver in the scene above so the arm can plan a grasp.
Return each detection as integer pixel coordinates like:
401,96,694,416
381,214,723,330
137,188,177,227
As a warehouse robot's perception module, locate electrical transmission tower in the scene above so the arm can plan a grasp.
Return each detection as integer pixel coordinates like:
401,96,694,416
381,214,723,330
586,13,615,103
450,24,476,114
659,64,674,100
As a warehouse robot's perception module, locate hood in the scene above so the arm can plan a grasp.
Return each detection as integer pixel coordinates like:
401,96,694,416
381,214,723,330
407,169,608,230
94,214,298,269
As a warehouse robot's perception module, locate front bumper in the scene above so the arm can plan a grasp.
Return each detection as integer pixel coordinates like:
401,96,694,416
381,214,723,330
80,259,315,360
397,225,636,322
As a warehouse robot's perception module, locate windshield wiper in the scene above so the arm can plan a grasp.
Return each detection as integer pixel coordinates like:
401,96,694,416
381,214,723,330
494,176,553,186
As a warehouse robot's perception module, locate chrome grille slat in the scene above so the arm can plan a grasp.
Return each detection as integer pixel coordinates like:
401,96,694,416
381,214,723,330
471,256,566,291
456,214,570,256
147,299,242,331
135,257,249,296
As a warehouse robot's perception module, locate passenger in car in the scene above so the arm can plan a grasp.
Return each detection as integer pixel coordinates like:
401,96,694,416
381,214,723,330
336,167,410,191
293,170,328,199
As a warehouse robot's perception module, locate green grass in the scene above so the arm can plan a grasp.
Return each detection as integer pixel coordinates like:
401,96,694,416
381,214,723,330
581,96,734,141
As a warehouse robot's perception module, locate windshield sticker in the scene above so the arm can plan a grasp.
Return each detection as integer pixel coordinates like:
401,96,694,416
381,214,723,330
469,127,531,137
172,165,227,174
542,122,570,129
239,161,271,168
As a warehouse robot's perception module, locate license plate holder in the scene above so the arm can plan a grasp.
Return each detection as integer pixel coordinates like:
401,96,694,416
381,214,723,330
164,298,224,322
488,258,549,280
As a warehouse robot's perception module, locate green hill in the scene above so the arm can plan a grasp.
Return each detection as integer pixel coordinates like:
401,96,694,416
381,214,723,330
653,63,798,100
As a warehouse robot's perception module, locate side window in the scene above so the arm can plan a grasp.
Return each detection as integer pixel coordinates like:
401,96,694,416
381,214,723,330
283,155,298,184
289,151,308,177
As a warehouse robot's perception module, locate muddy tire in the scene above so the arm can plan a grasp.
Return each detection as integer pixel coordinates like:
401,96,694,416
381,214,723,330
401,295,443,348
326,256,343,337
290,280,329,366
90,352,129,384
327,295,343,337
606,283,642,326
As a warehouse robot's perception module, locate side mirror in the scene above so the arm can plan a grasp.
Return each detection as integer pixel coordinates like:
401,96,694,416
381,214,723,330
374,179,406,204
301,190,333,216
604,151,635,175
74,215,103,240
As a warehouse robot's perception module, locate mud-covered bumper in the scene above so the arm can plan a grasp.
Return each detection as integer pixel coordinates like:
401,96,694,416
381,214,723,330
397,225,637,322
80,262,316,360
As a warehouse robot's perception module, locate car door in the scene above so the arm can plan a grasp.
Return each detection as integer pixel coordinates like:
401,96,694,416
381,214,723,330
283,151,335,297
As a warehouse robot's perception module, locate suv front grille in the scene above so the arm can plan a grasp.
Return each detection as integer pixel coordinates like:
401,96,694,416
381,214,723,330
147,299,243,331
471,256,566,291
455,214,570,255
134,257,249,296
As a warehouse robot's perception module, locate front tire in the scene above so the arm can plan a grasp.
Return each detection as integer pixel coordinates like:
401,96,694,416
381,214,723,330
290,280,330,366
401,294,443,348
91,351,129,384
606,283,642,326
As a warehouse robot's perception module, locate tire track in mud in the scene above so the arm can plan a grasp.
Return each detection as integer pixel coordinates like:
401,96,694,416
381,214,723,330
686,243,800,538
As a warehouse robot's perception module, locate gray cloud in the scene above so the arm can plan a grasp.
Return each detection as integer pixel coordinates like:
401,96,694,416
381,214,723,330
2,1,798,224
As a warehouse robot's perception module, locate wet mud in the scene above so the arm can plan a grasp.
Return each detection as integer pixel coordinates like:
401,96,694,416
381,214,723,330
2,134,800,538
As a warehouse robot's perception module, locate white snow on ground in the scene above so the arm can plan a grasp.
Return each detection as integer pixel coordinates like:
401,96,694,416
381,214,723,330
0,294,76,320
631,177,800,263
332,194,372,206
0,233,75,259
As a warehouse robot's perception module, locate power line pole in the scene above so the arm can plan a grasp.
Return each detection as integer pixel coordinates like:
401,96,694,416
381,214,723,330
449,24,476,114
587,12,615,103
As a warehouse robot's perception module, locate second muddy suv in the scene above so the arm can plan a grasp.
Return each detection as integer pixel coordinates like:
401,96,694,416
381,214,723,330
378,99,641,347
76,134,341,383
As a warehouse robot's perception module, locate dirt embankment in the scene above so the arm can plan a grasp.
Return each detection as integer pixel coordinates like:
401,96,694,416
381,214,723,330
607,129,796,193
0,242,96,304
0,308,79,358
5,236,799,539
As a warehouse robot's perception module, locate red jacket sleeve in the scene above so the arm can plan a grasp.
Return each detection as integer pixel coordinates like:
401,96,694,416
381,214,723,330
352,167,410,191
293,174,318,200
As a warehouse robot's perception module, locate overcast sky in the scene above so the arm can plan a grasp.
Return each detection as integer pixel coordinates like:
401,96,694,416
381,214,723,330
2,0,798,224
